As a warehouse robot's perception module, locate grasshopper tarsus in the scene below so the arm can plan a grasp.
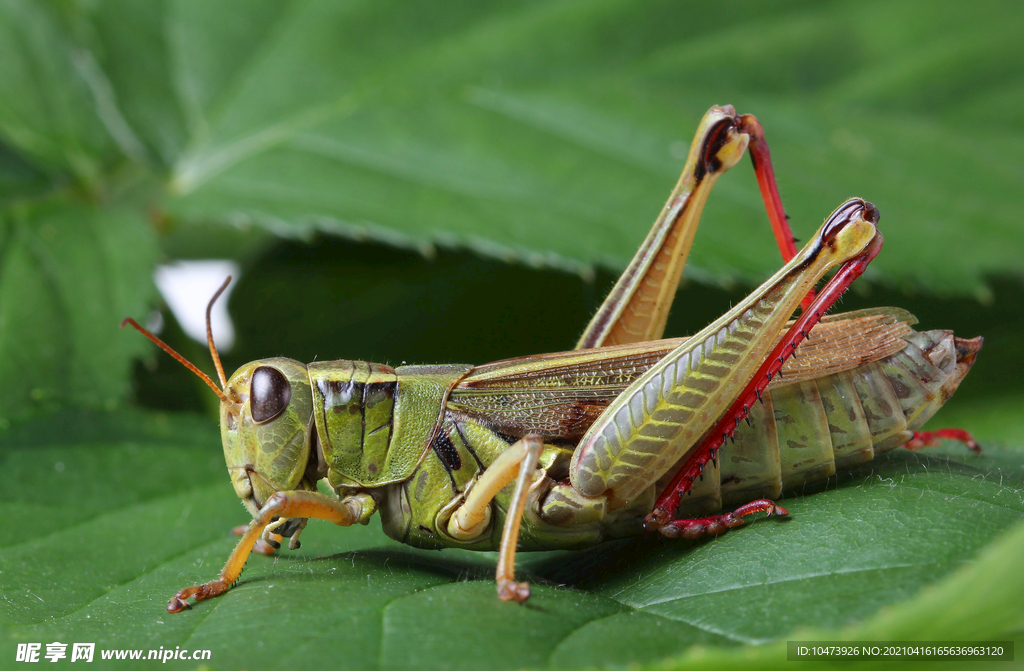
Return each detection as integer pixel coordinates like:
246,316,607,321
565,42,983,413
907,428,983,454
497,579,531,603
167,578,233,613
650,499,789,540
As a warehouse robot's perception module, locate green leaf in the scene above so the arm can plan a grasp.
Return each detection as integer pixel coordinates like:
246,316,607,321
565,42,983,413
2,1,1023,292
151,0,1024,295
1,400,1021,670
0,0,116,185
0,198,158,423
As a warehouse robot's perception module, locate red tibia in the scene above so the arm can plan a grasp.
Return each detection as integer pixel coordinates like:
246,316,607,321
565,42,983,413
655,500,789,539
906,429,982,454
645,233,884,532
740,114,815,312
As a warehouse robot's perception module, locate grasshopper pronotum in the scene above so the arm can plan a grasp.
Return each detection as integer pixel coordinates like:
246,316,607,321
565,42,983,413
125,106,981,610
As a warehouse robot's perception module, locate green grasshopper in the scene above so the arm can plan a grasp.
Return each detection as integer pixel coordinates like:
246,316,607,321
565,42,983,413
124,106,981,611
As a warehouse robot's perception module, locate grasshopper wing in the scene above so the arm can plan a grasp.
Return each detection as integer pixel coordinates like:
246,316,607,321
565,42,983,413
448,308,915,440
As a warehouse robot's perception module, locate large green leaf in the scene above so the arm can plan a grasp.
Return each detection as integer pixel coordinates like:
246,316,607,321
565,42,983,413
1,400,1021,670
1,0,1022,293
156,0,1024,296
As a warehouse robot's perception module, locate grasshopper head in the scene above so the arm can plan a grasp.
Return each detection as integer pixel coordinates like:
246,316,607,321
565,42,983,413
221,358,318,517
121,278,321,523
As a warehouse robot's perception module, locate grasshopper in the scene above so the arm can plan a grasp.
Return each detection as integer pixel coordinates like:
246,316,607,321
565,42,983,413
125,106,982,611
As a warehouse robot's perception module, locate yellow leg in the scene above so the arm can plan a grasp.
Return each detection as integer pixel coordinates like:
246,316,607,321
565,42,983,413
577,106,807,349
445,435,543,602
576,106,750,349
167,490,371,612
495,436,543,602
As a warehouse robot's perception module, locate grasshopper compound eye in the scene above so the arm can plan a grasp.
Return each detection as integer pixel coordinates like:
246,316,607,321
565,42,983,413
250,366,292,423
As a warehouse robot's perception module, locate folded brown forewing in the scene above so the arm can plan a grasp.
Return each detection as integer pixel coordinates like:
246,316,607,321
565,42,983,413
448,308,914,440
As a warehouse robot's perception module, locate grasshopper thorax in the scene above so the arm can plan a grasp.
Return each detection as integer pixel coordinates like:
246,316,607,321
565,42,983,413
221,358,317,517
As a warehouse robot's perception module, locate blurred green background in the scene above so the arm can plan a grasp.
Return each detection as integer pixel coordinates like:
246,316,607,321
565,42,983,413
2,1,1023,669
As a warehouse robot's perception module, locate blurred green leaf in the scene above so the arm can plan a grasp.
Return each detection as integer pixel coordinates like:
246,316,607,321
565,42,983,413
2,0,1023,292
0,0,116,184
153,0,1024,295
0,199,158,423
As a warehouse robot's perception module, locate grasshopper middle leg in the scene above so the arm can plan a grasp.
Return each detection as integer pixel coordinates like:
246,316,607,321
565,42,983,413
446,435,544,602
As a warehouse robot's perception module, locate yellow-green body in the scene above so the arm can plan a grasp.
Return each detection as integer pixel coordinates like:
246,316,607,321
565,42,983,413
275,322,975,553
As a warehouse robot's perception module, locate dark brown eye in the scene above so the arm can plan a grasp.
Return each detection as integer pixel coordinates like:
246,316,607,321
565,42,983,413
250,366,291,423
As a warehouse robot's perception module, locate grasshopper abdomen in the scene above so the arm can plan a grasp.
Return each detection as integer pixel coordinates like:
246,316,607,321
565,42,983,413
679,330,983,515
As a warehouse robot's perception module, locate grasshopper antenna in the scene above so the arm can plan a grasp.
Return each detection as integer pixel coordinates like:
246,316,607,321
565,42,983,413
121,276,233,403
206,276,231,388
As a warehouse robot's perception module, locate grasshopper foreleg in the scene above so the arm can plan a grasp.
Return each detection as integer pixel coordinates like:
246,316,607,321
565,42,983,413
167,491,372,613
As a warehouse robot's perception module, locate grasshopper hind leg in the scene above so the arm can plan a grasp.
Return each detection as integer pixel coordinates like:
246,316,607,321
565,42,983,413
906,429,981,454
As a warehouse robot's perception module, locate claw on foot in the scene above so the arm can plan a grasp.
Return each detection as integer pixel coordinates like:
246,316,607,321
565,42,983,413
166,579,231,613
497,579,531,603
166,597,190,613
